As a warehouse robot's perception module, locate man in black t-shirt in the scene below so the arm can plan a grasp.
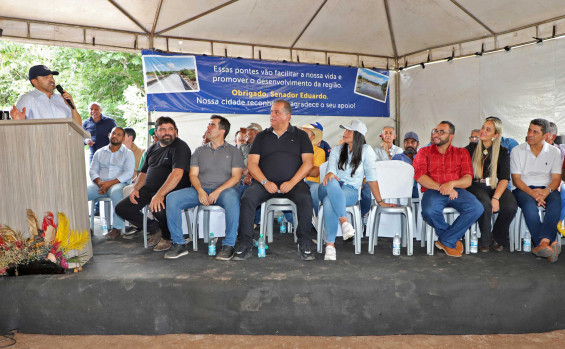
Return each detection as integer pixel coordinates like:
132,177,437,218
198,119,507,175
234,100,315,261
116,116,191,252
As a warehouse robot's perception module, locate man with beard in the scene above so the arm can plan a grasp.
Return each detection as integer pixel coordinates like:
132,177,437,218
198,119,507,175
10,65,82,125
392,131,420,198
88,127,135,239
413,121,483,257
115,116,191,252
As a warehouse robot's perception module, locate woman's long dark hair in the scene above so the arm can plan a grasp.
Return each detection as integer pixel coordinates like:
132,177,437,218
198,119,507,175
338,131,366,176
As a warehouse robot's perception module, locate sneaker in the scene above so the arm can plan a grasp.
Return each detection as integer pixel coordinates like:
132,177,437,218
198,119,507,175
297,243,315,261
324,245,336,261
341,221,355,241
233,244,253,261
105,228,121,240
153,238,172,252
548,241,561,263
435,241,462,257
532,238,552,258
216,245,236,261
124,226,139,236
164,243,189,259
147,230,162,248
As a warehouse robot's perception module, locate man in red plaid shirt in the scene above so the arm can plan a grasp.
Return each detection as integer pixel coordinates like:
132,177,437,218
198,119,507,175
413,121,483,257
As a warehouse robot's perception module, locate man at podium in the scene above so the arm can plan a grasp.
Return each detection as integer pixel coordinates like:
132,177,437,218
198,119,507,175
9,65,82,125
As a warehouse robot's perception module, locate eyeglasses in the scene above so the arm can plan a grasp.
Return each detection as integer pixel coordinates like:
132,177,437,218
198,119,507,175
469,136,479,141
431,129,449,135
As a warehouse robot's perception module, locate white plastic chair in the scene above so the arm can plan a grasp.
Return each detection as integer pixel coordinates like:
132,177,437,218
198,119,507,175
366,160,415,255
316,162,364,254
192,205,223,250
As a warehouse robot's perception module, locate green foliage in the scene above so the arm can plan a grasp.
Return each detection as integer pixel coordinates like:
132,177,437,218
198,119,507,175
0,41,146,135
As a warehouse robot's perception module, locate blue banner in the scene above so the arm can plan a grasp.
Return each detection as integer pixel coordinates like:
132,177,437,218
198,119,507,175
142,50,389,117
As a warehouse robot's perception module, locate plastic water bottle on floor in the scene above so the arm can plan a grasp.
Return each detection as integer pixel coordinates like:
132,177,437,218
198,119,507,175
101,217,109,235
470,232,478,253
523,236,531,252
279,216,287,234
258,233,266,258
208,232,217,256
392,234,401,256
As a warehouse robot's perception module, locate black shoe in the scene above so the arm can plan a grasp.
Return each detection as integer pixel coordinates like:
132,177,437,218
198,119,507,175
124,226,139,236
297,243,315,261
164,243,189,259
233,244,253,261
216,245,236,261
93,209,100,217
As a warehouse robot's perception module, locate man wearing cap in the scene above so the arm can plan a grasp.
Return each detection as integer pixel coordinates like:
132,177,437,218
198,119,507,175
392,131,420,198
235,99,315,261
83,102,117,163
311,122,331,160
239,122,263,191
10,65,81,125
413,121,483,257
375,126,404,161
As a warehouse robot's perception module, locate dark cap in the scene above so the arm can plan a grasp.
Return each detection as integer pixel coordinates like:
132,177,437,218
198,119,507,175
404,131,419,142
29,65,59,81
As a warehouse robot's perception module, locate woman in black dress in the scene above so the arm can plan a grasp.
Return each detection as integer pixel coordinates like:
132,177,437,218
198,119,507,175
465,116,518,252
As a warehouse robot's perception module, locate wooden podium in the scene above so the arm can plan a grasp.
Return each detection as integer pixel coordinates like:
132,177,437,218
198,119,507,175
0,119,93,266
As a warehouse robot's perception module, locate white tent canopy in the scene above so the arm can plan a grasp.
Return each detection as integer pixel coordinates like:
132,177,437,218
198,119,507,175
3,0,565,68
3,0,565,150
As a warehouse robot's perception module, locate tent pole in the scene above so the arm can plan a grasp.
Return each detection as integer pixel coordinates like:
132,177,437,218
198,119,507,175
394,59,400,140
147,110,153,149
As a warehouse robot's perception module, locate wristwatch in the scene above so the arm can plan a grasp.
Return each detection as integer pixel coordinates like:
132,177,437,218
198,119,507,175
261,179,268,185
547,187,553,193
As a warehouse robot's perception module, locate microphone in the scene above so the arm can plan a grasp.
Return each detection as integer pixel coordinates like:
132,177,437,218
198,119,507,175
55,84,75,110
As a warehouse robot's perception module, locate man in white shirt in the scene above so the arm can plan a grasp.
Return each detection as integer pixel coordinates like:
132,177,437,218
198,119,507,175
88,127,135,239
10,65,82,125
511,118,562,263
374,126,404,161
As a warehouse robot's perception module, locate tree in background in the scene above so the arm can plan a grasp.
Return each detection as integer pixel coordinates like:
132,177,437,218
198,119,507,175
0,41,148,144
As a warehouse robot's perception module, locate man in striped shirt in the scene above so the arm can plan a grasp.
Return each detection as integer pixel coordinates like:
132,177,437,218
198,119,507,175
413,121,483,257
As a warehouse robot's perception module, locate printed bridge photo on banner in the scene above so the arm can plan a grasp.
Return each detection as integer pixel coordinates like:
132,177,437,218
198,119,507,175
144,55,200,94
354,68,390,103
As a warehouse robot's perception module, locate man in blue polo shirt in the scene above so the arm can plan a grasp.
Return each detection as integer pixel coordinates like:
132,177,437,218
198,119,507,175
83,102,117,163
235,100,315,261
392,131,420,198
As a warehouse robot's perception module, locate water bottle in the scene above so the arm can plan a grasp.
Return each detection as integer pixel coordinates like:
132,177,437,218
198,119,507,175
523,236,531,252
258,233,266,258
279,215,287,234
208,232,216,256
392,234,401,256
101,217,109,235
470,232,478,253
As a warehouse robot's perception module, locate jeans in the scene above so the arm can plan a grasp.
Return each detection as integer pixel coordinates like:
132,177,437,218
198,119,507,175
238,181,313,248
421,189,484,249
318,180,359,244
166,187,240,246
360,182,372,216
466,182,517,247
115,186,171,240
87,182,127,229
284,180,320,224
513,186,561,245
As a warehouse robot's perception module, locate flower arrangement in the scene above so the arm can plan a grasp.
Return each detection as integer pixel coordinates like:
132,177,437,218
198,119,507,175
0,210,90,276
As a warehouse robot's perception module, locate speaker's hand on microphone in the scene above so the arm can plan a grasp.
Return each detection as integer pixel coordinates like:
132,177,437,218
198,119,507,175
61,91,75,108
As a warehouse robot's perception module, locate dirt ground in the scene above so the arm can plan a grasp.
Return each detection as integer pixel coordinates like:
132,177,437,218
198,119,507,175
4,330,565,348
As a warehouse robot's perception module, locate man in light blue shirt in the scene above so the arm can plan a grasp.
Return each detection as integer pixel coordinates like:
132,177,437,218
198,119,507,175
88,127,135,239
10,65,82,125
374,126,404,161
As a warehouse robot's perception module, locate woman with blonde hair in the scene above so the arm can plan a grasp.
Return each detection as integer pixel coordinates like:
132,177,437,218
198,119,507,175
465,116,517,252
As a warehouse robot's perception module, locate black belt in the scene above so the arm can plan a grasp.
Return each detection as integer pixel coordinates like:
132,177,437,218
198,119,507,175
473,178,488,183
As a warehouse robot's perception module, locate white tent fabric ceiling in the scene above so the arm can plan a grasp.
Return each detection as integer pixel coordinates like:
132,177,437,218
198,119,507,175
3,0,565,68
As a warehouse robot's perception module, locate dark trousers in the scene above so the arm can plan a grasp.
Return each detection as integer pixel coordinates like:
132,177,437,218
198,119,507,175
238,181,313,247
115,186,170,240
513,187,561,245
467,182,517,247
